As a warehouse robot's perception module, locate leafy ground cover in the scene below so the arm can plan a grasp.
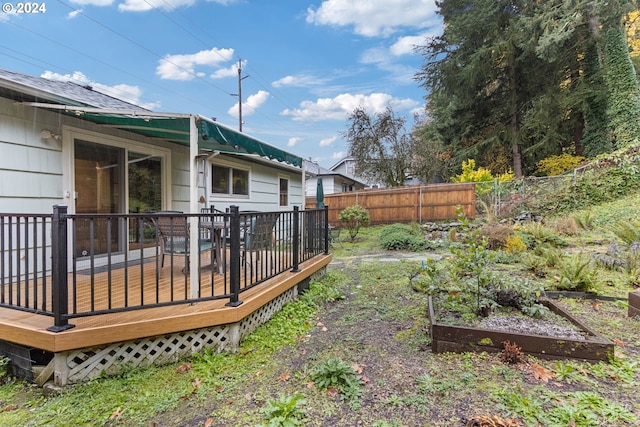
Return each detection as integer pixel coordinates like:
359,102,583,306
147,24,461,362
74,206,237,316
0,193,639,426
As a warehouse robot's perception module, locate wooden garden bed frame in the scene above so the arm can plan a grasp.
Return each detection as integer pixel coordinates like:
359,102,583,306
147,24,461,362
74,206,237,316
629,290,640,318
428,297,614,362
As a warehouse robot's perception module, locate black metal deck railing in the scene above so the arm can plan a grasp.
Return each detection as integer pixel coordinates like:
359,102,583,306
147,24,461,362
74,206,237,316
0,205,329,331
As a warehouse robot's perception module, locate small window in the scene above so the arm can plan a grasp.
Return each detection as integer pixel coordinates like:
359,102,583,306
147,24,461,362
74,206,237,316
212,164,249,196
279,177,288,207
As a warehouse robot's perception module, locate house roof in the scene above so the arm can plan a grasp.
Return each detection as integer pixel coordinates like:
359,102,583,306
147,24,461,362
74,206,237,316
329,155,355,172
303,160,367,187
0,69,147,111
1,69,302,168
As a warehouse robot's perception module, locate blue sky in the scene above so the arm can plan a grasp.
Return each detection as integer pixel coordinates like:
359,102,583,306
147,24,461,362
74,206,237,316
1,0,441,168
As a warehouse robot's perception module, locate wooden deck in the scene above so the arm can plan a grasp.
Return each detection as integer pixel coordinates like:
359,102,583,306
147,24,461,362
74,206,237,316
0,254,332,353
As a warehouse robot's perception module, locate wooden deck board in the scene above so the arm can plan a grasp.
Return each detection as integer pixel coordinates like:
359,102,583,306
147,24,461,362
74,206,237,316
0,254,331,353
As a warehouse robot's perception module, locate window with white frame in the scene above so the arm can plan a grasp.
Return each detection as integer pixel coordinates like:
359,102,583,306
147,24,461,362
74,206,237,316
211,164,249,196
279,177,289,207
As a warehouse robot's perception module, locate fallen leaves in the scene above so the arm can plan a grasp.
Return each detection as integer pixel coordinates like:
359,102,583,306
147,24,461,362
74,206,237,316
279,371,291,381
465,414,522,427
179,377,204,400
175,363,191,373
531,362,555,383
109,407,123,421
326,386,340,398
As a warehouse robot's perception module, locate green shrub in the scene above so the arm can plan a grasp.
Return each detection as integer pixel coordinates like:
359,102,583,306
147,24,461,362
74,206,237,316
380,223,426,251
556,253,598,292
517,222,567,248
0,356,9,382
338,205,370,241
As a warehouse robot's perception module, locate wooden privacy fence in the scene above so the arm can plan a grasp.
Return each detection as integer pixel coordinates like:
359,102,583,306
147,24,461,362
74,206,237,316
305,183,476,225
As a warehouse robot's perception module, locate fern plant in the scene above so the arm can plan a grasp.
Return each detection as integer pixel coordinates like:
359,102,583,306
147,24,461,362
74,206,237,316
556,253,597,292
611,219,640,246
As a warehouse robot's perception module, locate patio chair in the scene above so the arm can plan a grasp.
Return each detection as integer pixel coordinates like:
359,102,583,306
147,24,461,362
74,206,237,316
155,212,215,273
329,224,343,247
241,212,280,267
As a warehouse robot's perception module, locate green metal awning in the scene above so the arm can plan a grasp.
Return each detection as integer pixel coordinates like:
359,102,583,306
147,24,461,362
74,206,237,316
22,104,303,168
198,120,302,167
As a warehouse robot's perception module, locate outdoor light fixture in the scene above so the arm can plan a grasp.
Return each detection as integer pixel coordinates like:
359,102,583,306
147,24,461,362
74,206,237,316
40,129,61,141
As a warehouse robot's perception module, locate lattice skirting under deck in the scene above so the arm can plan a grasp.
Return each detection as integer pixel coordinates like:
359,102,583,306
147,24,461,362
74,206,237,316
54,286,299,385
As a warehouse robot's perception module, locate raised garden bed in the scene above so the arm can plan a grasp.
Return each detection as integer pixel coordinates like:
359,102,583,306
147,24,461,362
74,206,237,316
629,290,640,318
428,296,614,362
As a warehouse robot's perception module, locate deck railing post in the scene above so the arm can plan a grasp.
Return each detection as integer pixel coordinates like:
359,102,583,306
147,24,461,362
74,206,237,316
291,206,300,272
324,205,330,255
226,205,243,307
48,205,75,332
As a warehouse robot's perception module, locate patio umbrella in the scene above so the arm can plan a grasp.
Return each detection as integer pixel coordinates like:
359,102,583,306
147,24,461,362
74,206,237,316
316,177,325,209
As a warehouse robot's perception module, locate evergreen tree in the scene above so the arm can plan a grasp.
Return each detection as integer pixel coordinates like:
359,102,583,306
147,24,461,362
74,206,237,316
416,0,546,178
416,0,640,178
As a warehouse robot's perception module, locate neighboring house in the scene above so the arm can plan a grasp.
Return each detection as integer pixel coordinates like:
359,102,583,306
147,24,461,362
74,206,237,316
0,68,304,216
303,159,367,197
328,156,424,188
328,156,383,189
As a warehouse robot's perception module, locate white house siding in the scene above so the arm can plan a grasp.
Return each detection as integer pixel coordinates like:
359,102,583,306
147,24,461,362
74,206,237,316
206,155,302,213
0,97,65,213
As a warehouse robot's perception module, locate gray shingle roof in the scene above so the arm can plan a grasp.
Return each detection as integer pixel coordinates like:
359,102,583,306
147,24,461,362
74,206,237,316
0,69,148,111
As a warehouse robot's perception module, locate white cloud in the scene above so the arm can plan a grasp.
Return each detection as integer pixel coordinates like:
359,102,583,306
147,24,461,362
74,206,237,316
306,0,438,37
280,92,418,122
69,0,114,6
41,70,160,110
288,137,302,147
319,136,337,147
210,65,237,79
332,151,345,159
359,46,420,84
156,48,234,81
272,74,330,88
117,0,195,12
68,0,236,10
67,9,83,18
390,34,426,56
227,90,270,118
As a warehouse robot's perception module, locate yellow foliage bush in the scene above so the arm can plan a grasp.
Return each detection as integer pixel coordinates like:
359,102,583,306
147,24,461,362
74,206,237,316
505,234,527,254
535,154,586,176
451,159,514,195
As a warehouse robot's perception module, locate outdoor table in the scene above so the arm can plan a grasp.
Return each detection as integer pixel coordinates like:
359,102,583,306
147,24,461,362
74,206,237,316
199,220,227,274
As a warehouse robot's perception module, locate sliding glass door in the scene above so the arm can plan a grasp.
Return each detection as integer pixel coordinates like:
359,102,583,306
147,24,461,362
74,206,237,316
73,139,164,258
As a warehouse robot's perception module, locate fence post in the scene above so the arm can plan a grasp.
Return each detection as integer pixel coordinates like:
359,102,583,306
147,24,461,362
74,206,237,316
48,205,75,332
324,205,330,255
291,207,300,272
226,205,243,307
